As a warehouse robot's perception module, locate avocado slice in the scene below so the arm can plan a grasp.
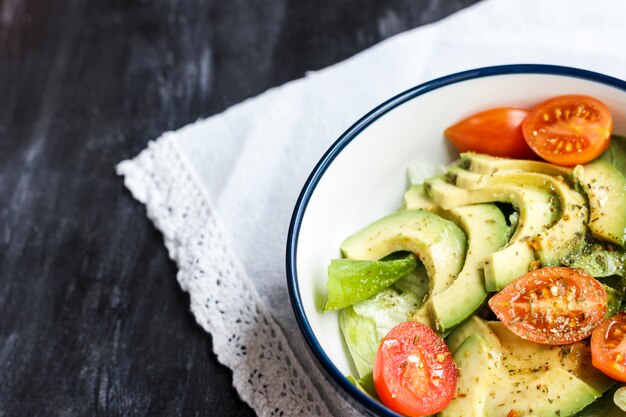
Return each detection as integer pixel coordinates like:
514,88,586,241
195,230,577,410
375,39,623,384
340,209,467,297
424,176,556,290
493,368,601,417
428,204,508,333
445,315,501,354
402,184,439,211
460,152,572,176
572,159,626,247
444,317,607,417
487,321,615,395
574,386,626,417
451,167,588,267
440,333,496,417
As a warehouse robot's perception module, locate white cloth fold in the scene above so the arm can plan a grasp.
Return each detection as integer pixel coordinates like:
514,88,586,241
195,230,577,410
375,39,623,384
117,0,626,415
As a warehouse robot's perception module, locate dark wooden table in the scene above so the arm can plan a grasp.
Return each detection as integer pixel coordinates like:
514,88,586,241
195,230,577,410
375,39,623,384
0,1,480,415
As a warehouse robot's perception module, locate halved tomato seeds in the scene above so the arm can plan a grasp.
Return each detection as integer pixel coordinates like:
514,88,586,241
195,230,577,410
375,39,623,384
373,321,457,416
489,267,607,345
522,95,612,165
591,312,626,381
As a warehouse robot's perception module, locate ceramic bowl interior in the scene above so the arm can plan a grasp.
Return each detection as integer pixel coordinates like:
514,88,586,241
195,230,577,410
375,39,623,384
287,65,626,416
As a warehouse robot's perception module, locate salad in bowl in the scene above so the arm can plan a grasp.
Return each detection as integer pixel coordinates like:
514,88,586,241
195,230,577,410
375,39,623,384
287,65,626,417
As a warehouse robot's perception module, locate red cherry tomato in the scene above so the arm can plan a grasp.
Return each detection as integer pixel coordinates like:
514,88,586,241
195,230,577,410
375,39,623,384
522,95,612,166
591,312,626,381
444,107,536,159
488,267,607,345
373,321,457,416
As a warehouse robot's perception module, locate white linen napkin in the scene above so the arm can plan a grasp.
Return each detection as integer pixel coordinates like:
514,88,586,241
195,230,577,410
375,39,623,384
117,0,626,415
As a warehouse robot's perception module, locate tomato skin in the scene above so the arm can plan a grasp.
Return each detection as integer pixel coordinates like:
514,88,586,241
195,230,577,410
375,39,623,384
373,321,456,416
591,312,626,382
488,267,607,345
445,107,537,159
522,95,612,166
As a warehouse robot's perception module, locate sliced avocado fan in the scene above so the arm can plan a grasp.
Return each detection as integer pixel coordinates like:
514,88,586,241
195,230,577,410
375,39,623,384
424,175,556,291
442,316,613,417
451,167,588,268
428,204,508,333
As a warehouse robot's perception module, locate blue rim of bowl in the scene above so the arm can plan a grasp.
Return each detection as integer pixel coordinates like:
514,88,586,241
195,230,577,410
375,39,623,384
285,64,626,416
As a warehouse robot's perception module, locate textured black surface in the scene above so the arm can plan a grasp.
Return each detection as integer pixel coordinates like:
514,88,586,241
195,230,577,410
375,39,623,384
0,1,481,415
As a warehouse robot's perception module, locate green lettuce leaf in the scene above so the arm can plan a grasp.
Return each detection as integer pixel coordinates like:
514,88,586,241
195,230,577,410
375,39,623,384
353,287,422,340
324,254,417,311
565,246,626,277
604,284,622,318
338,273,427,378
392,260,429,302
347,372,379,399
339,306,378,378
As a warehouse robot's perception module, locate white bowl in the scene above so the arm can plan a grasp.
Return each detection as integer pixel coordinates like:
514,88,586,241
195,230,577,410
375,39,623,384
286,64,626,416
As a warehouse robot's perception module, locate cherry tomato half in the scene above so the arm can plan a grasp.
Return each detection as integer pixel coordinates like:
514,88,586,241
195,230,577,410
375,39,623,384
522,95,612,166
488,267,607,345
591,312,626,382
444,107,537,159
373,321,457,416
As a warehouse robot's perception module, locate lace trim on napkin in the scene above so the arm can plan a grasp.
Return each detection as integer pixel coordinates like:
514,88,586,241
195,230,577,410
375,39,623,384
117,136,332,417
